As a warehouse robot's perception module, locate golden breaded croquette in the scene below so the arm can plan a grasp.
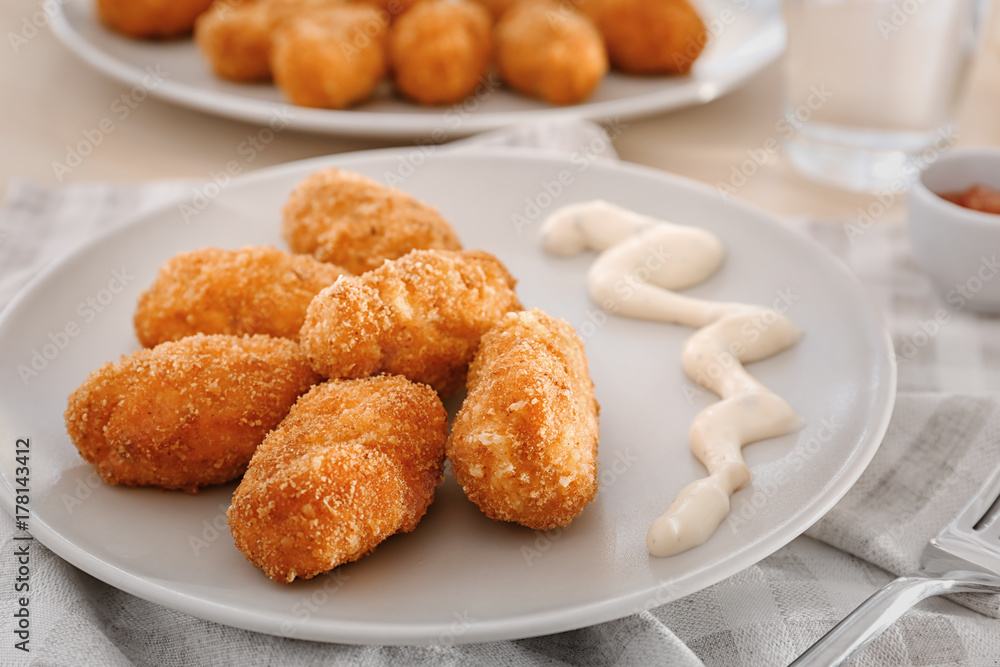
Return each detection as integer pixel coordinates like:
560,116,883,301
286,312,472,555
576,0,708,74
388,0,493,106
228,375,448,582
447,308,599,530
471,0,517,19
96,0,214,39
495,1,608,105
281,168,462,274
300,249,522,396
65,334,320,493
270,5,389,109
195,0,346,82
133,245,350,347
349,0,423,18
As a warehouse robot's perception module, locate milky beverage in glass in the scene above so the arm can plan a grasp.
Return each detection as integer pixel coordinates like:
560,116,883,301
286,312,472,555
782,0,982,191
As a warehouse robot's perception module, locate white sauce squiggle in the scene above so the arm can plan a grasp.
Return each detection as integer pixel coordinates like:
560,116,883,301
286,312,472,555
541,200,804,557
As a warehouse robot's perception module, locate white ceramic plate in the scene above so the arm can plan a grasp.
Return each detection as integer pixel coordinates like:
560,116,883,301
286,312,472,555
0,149,895,645
49,0,784,139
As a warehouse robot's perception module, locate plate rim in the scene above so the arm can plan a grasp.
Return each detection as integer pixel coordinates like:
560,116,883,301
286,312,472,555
0,146,897,645
48,0,786,139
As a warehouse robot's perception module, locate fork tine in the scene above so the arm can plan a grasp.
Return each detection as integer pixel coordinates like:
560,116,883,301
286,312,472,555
792,464,1000,667
972,490,1000,532
958,464,1000,542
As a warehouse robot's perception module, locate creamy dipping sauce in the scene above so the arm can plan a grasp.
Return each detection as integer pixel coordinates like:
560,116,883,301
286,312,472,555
541,200,803,557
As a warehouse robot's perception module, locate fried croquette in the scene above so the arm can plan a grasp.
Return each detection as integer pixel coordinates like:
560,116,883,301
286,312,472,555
350,0,424,17
96,0,214,39
65,334,320,493
270,5,389,109
388,0,493,106
471,0,517,19
299,249,522,396
447,308,599,530
577,0,708,74
228,375,448,582
281,168,462,274
133,246,350,347
195,0,346,82
495,1,608,105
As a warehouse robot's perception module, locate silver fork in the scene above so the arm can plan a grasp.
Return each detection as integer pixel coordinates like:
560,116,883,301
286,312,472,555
791,464,1000,667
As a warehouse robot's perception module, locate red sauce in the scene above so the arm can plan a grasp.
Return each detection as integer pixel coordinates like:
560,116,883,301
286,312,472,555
938,184,1000,215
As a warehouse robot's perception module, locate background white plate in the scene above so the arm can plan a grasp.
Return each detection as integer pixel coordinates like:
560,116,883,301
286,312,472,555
0,149,895,645
50,0,785,139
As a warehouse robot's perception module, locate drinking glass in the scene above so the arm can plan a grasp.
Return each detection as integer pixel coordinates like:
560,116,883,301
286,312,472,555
782,0,986,192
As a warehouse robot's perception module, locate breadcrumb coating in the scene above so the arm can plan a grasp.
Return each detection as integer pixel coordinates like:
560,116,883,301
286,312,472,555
576,0,707,74
281,168,462,274
495,1,608,105
97,0,214,39
133,245,350,347
388,0,494,106
447,308,600,530
471,0,518,19
351,0,425,19
228,375,448,582
195,0,345,82
270,5,389,109
300,249,522,396
64,334,320,493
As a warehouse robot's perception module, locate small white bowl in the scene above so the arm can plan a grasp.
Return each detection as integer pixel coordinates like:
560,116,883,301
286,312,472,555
908,147,1000,314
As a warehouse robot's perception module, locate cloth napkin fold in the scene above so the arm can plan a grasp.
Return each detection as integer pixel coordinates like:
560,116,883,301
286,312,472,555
806,393,1000,620
2,120,999,666
801,219,1000,622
